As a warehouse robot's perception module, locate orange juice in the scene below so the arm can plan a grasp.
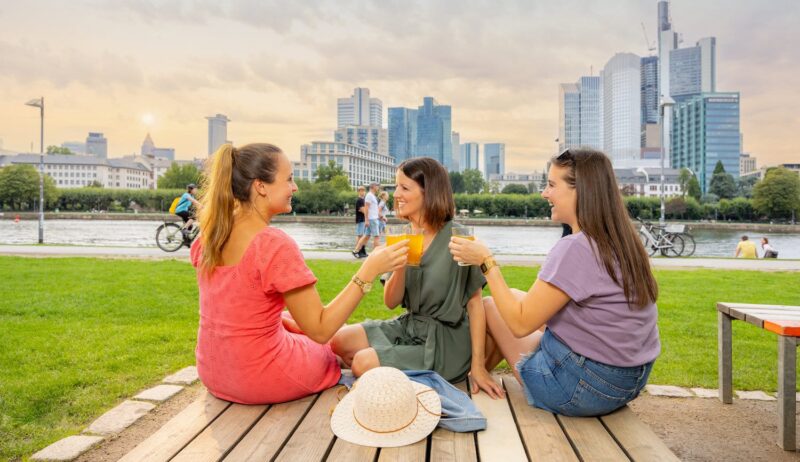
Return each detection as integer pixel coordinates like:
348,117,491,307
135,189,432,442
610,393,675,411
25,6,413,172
386,234,406,247
406,233,424,266
453,234,475,241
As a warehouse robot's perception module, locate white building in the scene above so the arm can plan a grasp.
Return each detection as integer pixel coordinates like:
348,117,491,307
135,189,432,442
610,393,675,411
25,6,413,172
206,114,230,156
293,141,395,188
488,172,543,193
61,141,86,154
603,53,642,168
739,153,757,176
614,167,681,198
0,154,151,189
334,126,388,156
338,88,382,128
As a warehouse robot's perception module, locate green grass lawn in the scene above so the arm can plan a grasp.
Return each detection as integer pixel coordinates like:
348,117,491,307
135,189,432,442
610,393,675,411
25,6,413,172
0,257,798,460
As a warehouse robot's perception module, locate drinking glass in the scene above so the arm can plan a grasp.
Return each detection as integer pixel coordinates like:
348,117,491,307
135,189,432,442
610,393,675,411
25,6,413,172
451,224,475,266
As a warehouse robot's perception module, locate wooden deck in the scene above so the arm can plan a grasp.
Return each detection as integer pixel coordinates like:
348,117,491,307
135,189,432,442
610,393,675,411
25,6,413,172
120,374,678,462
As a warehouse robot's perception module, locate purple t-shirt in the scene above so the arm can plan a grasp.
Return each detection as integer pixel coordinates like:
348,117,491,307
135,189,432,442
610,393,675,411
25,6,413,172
538,232,660,367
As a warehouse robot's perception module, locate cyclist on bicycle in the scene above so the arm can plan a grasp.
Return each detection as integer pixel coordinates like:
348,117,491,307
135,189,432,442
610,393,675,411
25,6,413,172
175,184,201,237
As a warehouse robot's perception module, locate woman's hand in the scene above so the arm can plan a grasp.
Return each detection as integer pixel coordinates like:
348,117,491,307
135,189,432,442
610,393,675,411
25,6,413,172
469,366,505,399
362,240,409,280
449,237,492,266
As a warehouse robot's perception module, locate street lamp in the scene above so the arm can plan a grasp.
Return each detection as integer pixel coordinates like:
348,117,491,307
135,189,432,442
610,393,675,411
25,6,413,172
25,97,44,244
659,96,675,226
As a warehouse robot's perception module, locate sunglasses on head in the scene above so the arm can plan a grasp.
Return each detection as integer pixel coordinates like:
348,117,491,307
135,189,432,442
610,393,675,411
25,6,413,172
556,149,574,161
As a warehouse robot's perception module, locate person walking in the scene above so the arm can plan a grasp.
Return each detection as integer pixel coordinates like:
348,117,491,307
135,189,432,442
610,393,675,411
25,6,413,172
354,182,381,256
352,186,368,258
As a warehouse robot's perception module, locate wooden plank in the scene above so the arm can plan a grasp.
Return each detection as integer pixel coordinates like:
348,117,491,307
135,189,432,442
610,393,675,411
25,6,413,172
429,380,477,462
743,313,765,328
722,303,800,312
275,387,341,461
735,309,800,318
378,438,428,462
765,320,800,337
600,406,679,462
504,377,577,461
223,394,316,461
718,311,733,404
326,438,378,461
471,374,527,462
725,306,748,322
557,415,628,461
171,403,268,462
777,335,797,451
119,391,230,462
716,302,731,315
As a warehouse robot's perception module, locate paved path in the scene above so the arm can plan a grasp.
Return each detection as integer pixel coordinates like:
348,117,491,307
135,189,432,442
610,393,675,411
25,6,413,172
1,244,798,271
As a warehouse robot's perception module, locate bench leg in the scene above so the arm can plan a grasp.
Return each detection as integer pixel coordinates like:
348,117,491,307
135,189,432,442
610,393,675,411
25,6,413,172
777,335,797,451
718,311,733,404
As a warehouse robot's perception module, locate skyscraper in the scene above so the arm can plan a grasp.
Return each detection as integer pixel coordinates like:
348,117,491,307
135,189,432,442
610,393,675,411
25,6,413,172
558,77,603,153
338,88,382,128
206,114,230,156
641,56,659,125
670,37,716,102
388,107,417,164
484,143,505,179
86,132,107,158
451,132,460,172
672,92,741,193
415,97,453,170
334,126,388,155
460,143,479,171
603,53,642,167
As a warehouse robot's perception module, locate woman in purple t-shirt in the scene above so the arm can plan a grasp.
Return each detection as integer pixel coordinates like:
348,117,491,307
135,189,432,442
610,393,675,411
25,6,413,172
449,149,660,417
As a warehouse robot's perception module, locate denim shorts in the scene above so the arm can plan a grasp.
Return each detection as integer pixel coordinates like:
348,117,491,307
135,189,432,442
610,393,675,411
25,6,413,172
356,222,367,236
516,329,654,417
367,219,380,236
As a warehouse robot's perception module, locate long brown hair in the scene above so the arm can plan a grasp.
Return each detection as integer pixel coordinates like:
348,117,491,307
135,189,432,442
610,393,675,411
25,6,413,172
552,149,658,308
198,143,282,274
397,157,454,231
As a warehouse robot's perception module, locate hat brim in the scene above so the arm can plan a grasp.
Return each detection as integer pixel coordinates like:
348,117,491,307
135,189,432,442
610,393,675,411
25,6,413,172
331,381,441,448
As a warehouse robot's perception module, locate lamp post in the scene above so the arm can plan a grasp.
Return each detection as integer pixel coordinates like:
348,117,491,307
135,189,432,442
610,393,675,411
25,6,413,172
659,96,675,226
25,97,45,244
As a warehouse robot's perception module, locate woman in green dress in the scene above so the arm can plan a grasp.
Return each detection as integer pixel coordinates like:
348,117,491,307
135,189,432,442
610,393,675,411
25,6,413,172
331,157,504,398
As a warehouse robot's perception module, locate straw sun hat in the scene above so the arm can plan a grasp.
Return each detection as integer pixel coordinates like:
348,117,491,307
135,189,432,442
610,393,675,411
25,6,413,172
331,367,442,447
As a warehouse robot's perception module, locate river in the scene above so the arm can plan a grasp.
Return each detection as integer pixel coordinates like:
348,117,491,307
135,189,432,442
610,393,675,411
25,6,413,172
1,219,798,258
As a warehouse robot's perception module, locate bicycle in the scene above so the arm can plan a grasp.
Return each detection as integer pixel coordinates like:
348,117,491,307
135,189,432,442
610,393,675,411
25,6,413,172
637,218,685,257
156,217,199,252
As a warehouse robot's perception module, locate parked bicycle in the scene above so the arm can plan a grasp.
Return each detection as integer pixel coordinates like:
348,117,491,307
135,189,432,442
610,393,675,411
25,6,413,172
637,217,696,257
156,217,199,252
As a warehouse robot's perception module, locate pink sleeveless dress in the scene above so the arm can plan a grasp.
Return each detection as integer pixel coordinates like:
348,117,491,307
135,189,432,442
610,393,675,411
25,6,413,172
190,227,341,404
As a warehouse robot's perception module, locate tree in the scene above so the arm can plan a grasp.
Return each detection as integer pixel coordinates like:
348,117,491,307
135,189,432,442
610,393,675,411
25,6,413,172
46,145,74,155
678,168,692,198
329,175,352,192
0,164,58,210
462,169,485,194
315,160,346,183
449,171,465,193
737,175,758,198
752,167,800,219
85,180,103,188
687,175,702,201
158,163,203,189
501,184,528,194
712,160,726,175
710,172,737,199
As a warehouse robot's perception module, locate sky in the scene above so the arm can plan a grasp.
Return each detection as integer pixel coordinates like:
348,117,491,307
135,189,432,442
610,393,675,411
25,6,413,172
1,0,798,172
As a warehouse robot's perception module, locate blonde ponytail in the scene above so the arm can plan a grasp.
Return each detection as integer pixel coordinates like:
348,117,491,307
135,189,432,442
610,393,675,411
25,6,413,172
198,144,236,274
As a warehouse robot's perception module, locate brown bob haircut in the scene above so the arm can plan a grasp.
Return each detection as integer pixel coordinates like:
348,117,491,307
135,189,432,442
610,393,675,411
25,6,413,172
551,148,658,308
397,157,455,231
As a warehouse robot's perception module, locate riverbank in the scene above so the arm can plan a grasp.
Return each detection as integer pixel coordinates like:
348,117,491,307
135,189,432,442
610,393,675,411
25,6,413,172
3,211,799,232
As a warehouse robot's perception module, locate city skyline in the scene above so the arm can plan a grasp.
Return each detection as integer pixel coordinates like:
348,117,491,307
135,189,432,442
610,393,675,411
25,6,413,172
1,1,798,172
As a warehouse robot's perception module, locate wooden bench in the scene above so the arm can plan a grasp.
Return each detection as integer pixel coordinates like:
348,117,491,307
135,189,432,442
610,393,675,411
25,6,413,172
717,302,800,451
119,374,677,461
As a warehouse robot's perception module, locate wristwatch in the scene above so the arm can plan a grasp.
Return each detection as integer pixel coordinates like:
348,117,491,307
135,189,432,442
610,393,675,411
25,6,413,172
351,275,373,294
480,255,498,275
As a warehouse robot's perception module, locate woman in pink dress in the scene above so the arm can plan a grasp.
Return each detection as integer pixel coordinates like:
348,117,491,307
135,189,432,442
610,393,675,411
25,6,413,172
190,143,408,404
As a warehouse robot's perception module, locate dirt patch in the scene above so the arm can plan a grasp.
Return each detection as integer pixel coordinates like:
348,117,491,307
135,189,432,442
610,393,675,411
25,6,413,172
74,383,202,462
629,394,800,461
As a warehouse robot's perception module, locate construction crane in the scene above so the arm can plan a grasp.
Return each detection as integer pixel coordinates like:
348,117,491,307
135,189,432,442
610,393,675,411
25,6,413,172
641,22,656,55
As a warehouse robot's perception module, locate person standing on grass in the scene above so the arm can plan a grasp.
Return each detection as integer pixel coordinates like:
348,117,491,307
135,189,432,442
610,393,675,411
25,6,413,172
449,149,660,416
352,186,368,258
191,143,408,405
734,235,758,258
354,182,381,257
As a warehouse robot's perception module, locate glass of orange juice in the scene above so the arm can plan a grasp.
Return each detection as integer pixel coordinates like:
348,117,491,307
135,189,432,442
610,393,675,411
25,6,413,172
451,224,475,266
385,225,407,247
405,227,424,266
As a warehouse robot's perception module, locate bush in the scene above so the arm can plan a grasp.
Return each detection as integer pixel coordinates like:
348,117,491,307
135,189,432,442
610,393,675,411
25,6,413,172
55,188,184,212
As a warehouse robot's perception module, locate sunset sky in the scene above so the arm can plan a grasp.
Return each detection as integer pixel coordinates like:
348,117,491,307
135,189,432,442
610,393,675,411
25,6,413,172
1,0,797,172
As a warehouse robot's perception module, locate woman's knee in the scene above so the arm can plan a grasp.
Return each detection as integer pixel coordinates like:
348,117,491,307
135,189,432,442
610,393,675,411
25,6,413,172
330,325,366,360
351,348,380,377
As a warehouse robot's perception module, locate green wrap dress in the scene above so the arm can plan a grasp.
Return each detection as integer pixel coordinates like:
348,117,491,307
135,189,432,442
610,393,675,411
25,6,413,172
362,221,486,381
